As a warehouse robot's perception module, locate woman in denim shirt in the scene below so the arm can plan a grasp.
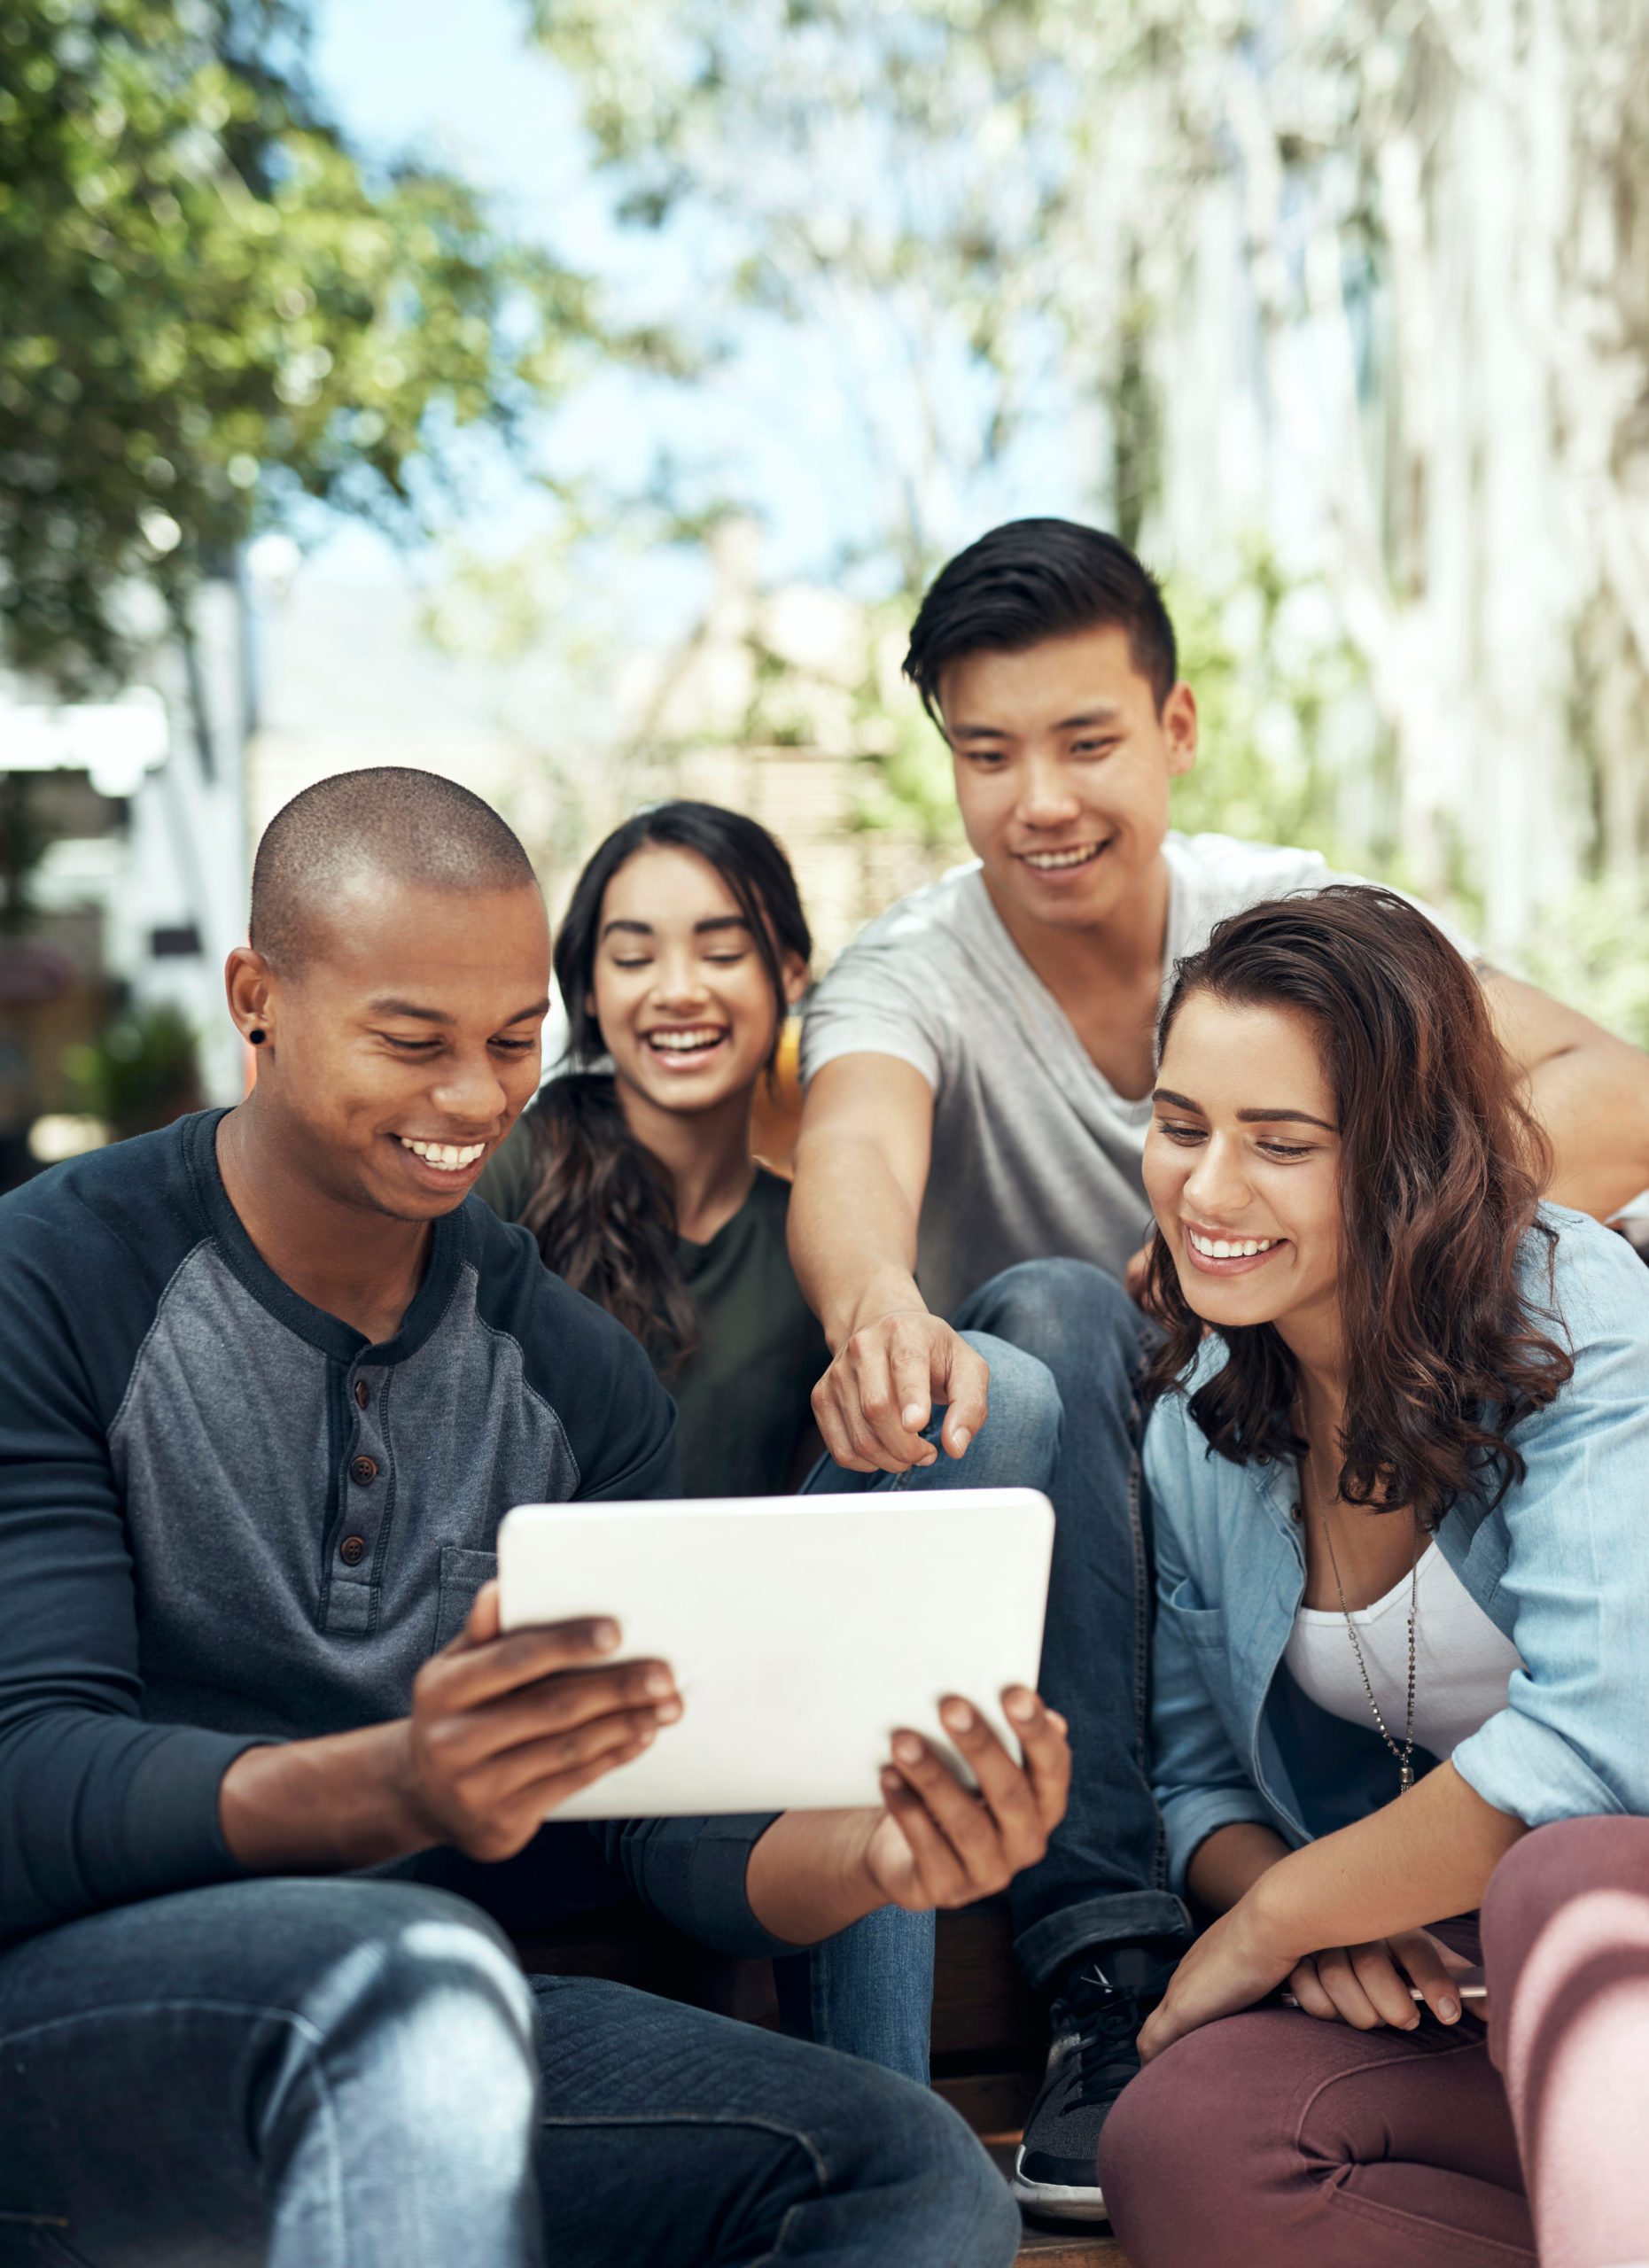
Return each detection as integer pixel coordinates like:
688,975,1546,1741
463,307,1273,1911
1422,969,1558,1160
1099,887,1649,2268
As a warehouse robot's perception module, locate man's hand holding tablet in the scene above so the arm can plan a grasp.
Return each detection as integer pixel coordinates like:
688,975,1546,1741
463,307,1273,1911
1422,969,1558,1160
219,1579,687,1875
744,1687,1071,1945
406,1587,1070,1942
393,1581,686,1862
869,1689,1071,1910
401,1580,1071,1938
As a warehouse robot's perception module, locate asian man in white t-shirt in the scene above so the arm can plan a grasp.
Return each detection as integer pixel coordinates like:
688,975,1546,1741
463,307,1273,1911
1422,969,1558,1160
788,517,1649,2224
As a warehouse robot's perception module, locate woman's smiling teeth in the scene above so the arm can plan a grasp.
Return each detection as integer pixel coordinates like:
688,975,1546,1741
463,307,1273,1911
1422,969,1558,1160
399,1137,486,1172
644,1026,727,1055
1187,1227,1278,1259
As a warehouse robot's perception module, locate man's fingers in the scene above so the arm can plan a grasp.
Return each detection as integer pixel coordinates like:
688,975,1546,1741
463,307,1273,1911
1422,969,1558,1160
435,1663,682,1768
809,1374,878,1472
488,1700,672,1801
1002,1688,1071,1831
887,1337,936,1441
938,1698,1044,1865
889,1732,999,1879
426,1614,626,1710
508,1734,658,1825
815,1341,934,1472
879,1767,970,1906
936,1337,990,1458
852,1329,938,1466
428,1642,666,1723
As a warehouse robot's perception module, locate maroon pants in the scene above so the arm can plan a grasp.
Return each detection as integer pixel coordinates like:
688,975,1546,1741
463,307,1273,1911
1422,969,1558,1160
1099,1819,1649,2268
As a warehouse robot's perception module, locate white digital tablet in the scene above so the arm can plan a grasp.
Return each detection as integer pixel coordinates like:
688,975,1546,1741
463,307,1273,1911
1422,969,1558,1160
496,1487,1054,1821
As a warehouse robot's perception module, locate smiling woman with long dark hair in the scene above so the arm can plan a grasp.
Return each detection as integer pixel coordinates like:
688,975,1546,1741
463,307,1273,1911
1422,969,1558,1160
478,800,826,1496
1096,886,1649,2268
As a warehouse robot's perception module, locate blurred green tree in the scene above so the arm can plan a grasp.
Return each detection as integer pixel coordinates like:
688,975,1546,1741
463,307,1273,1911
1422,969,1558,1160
64,997,202,1137
525,0,1130,585
526,0,1649,977
0,0,595,697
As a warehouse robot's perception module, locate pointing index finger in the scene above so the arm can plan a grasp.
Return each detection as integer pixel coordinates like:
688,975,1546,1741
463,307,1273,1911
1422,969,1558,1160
937,1334,990,1458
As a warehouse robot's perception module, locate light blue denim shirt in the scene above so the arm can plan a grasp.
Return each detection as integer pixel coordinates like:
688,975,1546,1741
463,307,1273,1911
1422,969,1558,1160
1144,1205,1649,1893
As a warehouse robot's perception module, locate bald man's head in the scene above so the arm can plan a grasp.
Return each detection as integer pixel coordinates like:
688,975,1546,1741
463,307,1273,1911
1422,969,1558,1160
250,767,538,974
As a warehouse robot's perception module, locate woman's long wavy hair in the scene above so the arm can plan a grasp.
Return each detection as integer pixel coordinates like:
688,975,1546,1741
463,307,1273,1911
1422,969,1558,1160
517,802,811,1370
1143,887,1574,1522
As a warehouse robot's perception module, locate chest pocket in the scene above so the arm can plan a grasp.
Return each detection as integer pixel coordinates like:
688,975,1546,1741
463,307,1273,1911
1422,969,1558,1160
434,1545,498,1651
1162,1574,1230,1651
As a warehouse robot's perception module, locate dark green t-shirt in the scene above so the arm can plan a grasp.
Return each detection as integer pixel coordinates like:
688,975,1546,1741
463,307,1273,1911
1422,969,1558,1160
478,1113,830,1498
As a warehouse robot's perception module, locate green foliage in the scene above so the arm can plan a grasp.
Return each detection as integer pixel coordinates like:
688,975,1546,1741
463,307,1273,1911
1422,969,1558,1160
64,998,202,1135
525,0,1167,577
0,0,593,691
0,775,52,936
1165,551,1381,866
1522,882,1649,1052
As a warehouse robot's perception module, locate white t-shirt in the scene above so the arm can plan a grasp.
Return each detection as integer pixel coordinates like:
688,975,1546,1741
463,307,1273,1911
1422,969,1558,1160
1284,1543,1524,1762
799,832,1475,1317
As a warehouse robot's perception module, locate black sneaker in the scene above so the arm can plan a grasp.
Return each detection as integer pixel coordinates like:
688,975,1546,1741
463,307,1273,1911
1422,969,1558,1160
1012,1944,1178,2224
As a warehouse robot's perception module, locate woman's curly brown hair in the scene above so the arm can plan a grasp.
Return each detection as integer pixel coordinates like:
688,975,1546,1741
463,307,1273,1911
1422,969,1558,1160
1143,886,1575,1521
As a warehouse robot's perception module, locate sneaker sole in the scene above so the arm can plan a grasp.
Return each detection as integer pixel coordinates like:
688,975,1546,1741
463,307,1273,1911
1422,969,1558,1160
1011,2154,1110,2225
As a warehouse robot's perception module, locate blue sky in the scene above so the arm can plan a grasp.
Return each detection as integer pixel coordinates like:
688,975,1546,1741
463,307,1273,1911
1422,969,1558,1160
307,0,884,595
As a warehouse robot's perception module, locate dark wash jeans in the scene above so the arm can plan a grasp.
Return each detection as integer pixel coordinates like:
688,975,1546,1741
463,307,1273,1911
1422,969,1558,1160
0,1876,1020,2268
959,1261,1189,1985
779,1260,1186,2087
782,1323,1065,2084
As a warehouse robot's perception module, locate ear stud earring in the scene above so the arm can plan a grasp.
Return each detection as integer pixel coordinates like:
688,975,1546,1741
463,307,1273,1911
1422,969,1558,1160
248,1029,267,1045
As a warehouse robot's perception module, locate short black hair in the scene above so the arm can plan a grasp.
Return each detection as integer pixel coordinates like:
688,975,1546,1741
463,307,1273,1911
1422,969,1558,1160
903,517,1178,721
250,766,538,973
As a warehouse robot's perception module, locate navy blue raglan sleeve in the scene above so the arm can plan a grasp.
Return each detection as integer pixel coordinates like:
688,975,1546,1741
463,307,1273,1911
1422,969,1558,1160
0,1145,265,1941
471,1208,682,1502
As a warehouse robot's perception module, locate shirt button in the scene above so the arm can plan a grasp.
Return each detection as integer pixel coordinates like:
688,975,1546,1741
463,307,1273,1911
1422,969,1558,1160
349,1455,378,1487
339,1534,367,1566
354,1379,369,1410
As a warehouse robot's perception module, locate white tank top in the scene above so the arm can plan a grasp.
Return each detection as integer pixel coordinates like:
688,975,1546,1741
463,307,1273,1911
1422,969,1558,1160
1283,1542,1524,1760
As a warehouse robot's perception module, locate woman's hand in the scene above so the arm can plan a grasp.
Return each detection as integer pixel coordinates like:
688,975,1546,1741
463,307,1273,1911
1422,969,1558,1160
860,1688,1071,1911
1137,1895,1297,2062
1285,1929,1472,2030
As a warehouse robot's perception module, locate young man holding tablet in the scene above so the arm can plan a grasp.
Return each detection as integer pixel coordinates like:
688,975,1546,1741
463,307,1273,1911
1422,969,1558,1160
789,517,1649,2219
0,768,1066,2268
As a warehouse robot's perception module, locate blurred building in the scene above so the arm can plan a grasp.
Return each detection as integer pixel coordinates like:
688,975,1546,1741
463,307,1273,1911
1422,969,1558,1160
1,521,952,1176
0,588,245,1163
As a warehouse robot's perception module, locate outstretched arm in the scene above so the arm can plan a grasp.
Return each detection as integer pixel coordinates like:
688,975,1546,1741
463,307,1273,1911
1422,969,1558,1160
1483,969,1649,1218
789,1052,934,1348
788,1053,990,1471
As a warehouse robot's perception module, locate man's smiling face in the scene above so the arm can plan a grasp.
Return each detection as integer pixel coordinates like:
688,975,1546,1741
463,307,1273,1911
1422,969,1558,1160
256,870,549,1223
938,625,1197,935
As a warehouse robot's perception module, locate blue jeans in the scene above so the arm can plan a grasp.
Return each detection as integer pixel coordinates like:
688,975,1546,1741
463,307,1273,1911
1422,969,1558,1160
785,1267,1188,2082
784,1328,1063,2084
960,1262,1189,1984
0,1876,1021,2268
